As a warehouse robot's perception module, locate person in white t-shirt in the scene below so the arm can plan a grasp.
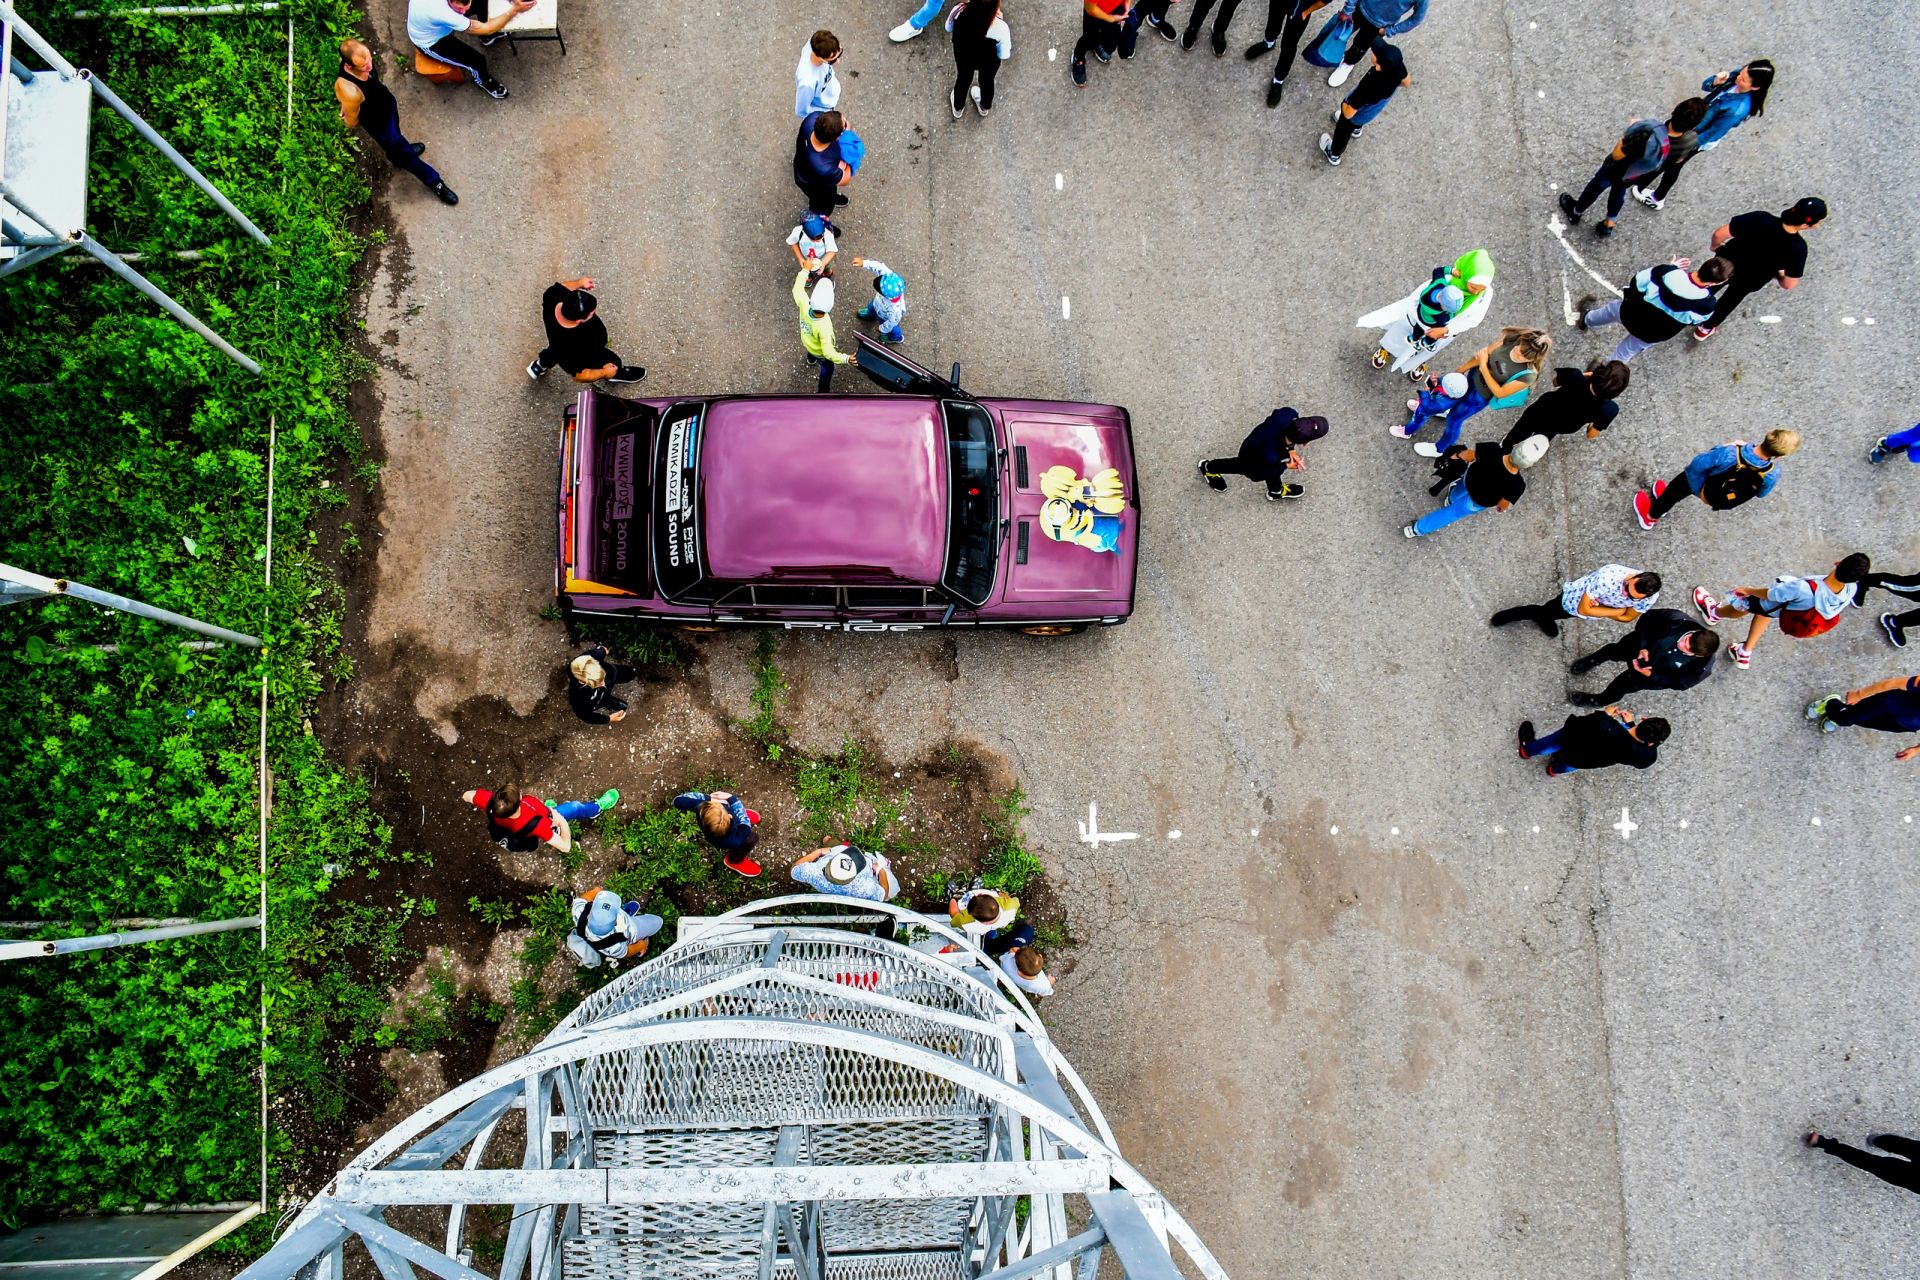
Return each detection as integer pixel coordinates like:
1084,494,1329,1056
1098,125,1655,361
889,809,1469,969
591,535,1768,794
1489,564,1662,638
795,30,843,118
997,932,1053,997
785,213,838,279
406,0,534,100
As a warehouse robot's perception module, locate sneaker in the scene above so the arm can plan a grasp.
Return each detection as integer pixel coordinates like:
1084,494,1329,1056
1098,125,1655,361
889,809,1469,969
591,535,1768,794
1805,1132,1828,1149
1370,348,1389,370
727,856,764,878
1412,442,1442,458
1517,720,1536,757
1574,295,1598,330
1092,45,1112,62
1652,478,1667,498
1267,483,1304,500
1402,524,1419,539
1728,642,1752,670
479,30,507,45
481,78,509,99
1210,30,1227,55
1568,652,1602,675
1179,26,1198,49
1071,59,1087,86
1198,460,1227,491
1245,38,1275,59
1405,398,1421,413
950,88,964,118
1692,587,1721,624
1869,438,1890,463
1805,695,1841,722
1692,325,1716,341
409,142,427,156
1119,39,1137,59
609,366,646,384
594,788,621,810
1634,185,1663,210
1557,191,1582,224
1266,78,1285,108
1632,489,1657,531
1407,363,1429,383
971,83,987,115
1595,219,1615,237
1318,133,1339,165
1566,691,1604,708
889,20,924,41
1883,613,1908,647
1327,60,1354,86
1390,421,1416,439
431,181,459,206
527,358,548,380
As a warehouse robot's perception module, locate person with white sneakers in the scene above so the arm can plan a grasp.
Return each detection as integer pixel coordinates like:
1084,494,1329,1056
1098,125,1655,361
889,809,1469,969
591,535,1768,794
890,0,946,43
944,0,1010,116
1693,553,1868,671
1403,434,1547,539
1325,0,1425,88
564,888,664,970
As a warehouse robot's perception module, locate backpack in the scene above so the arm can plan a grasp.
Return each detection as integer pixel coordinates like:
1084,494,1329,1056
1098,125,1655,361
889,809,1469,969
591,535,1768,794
1702,448,1769,510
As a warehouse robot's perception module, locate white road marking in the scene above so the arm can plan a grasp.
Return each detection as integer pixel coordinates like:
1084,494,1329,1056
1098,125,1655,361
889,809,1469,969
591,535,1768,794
1865,317,1876,325
1077,802,1138,846
1842,317,1858,326
1536,89,1545,98
1167,829,1182,840
1757,315,1782,324
1531,825,1540,834
1561,274,1579,326
1048,47,1057,60
1055,173,1064,190
1329,825,1339,835
1613,807,1639,841
1061,296,1071,319
1811,816,1823,826
1390,826,1400,836
1546,217,1623,298
1679,819,1690,829
1251,827,1260,836
1492,825,1504,834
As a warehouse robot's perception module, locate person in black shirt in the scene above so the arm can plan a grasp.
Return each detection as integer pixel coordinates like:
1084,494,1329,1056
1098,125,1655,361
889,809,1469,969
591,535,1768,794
1518,707,1668,775
1696,197,1824,338
1567,608,1718,705
1404,434,1546,539
335,40,458,206
794,110,852,216
1245,0,1332,108
1805,1131,1920,1196
527,278,645,383
567,646,638,725
1318,39,1406,164
1198,407,1329,499
1501,361,1628,451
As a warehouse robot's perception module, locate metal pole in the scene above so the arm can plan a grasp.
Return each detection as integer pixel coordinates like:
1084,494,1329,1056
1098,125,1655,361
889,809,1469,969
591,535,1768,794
0,914,263,960
0,561,263,646
0,240,74,277
82,70,270,245
73,234,263,373
68,3,281,15
0,3,80,79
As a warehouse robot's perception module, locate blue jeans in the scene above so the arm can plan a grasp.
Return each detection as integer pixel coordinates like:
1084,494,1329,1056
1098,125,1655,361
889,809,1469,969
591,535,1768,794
905,0,943,30
1406,384,1490,454
1411,478,1489,537
552,800,603,824
1874,421,1920,463
367,117,441,191
1521,728,1579,773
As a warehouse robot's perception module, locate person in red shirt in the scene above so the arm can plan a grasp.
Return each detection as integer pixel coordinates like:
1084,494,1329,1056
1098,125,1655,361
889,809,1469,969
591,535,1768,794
463,784,619,853
1071,0,1132,88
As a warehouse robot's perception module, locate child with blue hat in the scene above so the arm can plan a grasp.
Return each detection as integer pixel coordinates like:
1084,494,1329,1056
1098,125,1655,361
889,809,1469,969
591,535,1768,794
786,212,838,280
850,254,907,343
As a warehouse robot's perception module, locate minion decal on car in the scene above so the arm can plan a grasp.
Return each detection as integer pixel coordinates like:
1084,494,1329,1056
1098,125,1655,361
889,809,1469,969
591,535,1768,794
1036,465,1125,553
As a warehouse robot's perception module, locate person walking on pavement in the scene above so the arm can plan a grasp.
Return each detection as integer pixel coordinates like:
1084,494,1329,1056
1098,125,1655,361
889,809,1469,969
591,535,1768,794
793,269,853,391
1490,564,1661,638
1403,434,1548,540
1694,198,1825,340
1857,566,1920,648
1636,59,1773,209
795,29,843,118
527,279,645,384
1805,1131,1920,1193
1557,101,1705,237
1357,249,1495,381
1693,553,1870,671
1518,707,1668,775
463,784,619,855
1868,422,1920,467
335,40,459,206
787,212,837,279
1178,0,1243,55
1395,326,1552,458
567,646,638,725
1245,0,1330,107
1628,98,1708,213
890,0,947,43
1567,608,1718,706
1806,676,1920,760
1318,39,1407,165
1632,428,1798,530
564,888,664,970
1501,361,1629,451
945,0,1011,116
789,844,900,902
1325,0,1426,88
794,110,853,216
404,0,533,99
1198,406,1329,500
1575,254,1732,363
850,255,908,342
1073,0,1133,87
673,789,764,877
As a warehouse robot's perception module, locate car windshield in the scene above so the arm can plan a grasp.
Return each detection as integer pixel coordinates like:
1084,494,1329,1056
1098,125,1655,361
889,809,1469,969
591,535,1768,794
940,402,998,607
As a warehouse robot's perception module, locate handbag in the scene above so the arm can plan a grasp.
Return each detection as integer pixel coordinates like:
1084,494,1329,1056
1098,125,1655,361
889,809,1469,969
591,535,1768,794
1302,14,1355,68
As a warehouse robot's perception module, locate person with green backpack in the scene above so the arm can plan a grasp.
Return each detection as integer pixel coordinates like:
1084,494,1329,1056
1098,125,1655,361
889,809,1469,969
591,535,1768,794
1633,428,1799,530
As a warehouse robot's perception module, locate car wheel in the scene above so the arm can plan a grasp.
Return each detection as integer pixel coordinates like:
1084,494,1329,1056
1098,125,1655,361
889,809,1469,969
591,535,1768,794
1017,623,1088,637
677,622,726,634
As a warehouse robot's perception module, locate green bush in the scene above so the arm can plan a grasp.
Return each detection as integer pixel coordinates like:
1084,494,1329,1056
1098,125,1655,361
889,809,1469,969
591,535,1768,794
980,788,1041,896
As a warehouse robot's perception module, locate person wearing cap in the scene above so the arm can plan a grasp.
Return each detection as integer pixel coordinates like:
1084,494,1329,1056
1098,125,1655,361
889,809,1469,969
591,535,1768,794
1500,361,1629,451
1356,249,1494,381
1404,435,1547,539
1575,255,1732,364
1556,101,1705,237
334,39,459,207
1317,39,1406,165
795,29,843,118
672,788,763,878
565,888,664,970
1490,564,1662,639
527,278,646,384
793,268,853,392
786,213,838,280
462,783,619,854
566,645,638,726
1693,198,1825,340
794,109,853,216
1198,404,1328,501
850,255,908,343
789,843,899,902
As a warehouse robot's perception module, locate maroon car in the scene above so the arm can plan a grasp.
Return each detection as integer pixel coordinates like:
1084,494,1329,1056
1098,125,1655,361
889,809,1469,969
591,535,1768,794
555,337,1138,634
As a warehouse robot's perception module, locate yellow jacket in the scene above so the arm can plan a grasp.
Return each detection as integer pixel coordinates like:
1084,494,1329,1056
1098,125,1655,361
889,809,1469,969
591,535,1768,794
793,269,850,364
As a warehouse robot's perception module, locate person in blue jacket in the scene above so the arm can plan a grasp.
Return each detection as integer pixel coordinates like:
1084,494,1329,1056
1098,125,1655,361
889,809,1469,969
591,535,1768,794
673,789,761,878
1326,0,1425,88
1635,59,1772,210
1870,422,1920,467
1198,406,1329,500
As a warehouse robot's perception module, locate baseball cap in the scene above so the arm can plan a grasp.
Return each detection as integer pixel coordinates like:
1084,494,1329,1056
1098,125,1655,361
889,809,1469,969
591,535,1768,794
1510,434,1550,470
822,844,867,886
561,289,597,322
802,213,827,238
1291,415,1329,443
584,889,622,937
1788,196,1828,225
810,277,836,312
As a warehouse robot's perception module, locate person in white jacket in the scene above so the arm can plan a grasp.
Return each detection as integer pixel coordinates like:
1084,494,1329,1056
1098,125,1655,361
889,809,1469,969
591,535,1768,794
795,29,842,118
946,0,1010,118
1355,248,1494,381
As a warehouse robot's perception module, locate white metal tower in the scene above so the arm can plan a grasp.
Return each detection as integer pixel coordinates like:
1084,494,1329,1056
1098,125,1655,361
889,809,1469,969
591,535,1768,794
237,896,1228,1280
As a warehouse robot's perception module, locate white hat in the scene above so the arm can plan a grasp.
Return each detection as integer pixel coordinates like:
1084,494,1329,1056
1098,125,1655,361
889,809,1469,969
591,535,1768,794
1510,434,1550,470
821,844,866,886
1439,371,1469,398
810,277,836,312
584,889,623,938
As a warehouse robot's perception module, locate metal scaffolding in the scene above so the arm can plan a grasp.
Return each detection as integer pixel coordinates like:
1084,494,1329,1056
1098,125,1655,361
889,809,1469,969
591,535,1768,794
237,897,1230,1280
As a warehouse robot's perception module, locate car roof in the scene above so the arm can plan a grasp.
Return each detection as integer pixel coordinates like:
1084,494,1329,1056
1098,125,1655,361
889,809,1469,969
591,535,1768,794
700,396,949,585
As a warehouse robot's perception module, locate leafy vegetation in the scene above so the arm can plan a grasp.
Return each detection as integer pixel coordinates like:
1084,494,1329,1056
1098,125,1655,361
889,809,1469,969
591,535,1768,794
0,0,392,1225
737,631,789,758
979,787,1043,896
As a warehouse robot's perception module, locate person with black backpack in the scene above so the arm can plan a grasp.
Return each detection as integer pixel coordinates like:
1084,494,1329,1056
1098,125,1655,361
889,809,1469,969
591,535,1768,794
1633,428,1799,530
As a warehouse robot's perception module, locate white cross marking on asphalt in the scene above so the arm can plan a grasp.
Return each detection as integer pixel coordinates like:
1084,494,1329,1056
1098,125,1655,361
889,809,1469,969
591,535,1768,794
1077,802,1137,847
1547,223,1624,298
1613,808,1639,841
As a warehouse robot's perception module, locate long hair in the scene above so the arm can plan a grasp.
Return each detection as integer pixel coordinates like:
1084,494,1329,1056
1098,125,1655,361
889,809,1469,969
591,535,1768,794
952,0,999,43
1743,59,1774,117
1498,326,1553,373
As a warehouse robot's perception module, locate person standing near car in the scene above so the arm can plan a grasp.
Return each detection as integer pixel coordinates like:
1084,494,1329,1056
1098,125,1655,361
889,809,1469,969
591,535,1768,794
1694,197,1825,340
567,646,637,725
527,279,646,384
335,40,459,206
404,0,533,99
794,109,853,215
1325,0,1426,88
1198,406,1329,500
793,269,853,392
1632,428,1798,530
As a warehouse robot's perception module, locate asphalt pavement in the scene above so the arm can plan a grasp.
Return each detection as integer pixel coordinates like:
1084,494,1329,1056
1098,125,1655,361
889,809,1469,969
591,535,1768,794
356,0,1920,1274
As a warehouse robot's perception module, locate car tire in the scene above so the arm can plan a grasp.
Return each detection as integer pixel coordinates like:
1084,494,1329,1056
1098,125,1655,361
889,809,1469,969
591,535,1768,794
1017,623,1088,637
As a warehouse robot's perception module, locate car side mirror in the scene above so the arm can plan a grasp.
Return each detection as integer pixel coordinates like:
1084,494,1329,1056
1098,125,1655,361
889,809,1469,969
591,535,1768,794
950,362,962,387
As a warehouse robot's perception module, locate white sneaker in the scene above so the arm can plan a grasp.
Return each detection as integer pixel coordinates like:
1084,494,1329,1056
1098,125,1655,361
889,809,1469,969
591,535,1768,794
950,88,964,118
1634,185,1663,210
1412,442,1441,458
1327,60,1354,87
888,20,922,42
970,83,987,115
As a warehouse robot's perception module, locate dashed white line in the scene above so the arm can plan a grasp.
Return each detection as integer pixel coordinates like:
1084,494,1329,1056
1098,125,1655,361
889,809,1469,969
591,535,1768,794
1842,317,1858,326
1054,173,1064,190
1047,46,1057,60
1329,825,1339,835
1167,829,1182,840
1061,296,1071,320
1389,826,1400,836
1757,315,1783,324
1811,816,1823,826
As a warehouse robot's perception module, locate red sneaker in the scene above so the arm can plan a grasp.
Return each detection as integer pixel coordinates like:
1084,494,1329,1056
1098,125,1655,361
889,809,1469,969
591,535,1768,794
744,808,761,825
727,856,763,878
1632,489,1657,531
1652,478,1667,498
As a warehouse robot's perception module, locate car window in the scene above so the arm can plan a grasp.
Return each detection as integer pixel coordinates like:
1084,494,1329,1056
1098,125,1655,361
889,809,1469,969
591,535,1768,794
652,403,705,600
752,585,837,609
845,587,928,609
941,403,999,607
